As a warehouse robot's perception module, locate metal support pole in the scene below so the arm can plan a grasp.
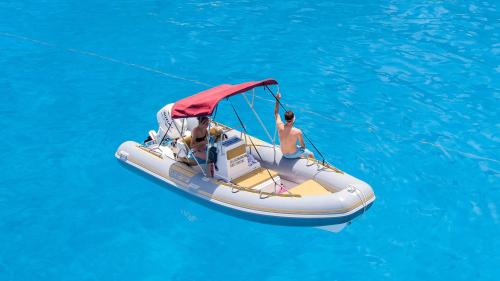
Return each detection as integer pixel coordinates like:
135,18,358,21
242,92,273,143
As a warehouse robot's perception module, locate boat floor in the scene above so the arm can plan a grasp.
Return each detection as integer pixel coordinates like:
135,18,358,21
231,168,333,196
288,179,333,196
232,168,279,188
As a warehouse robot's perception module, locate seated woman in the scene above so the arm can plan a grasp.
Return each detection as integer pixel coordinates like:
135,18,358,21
191,116,218,177
190,116,210,163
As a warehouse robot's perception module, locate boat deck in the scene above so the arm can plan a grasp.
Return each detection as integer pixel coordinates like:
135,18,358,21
290,179,332,196
232,167,333,196
232,167,278,188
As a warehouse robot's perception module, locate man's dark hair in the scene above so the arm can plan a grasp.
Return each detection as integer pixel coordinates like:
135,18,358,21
284,110,294,122
198,116,209,123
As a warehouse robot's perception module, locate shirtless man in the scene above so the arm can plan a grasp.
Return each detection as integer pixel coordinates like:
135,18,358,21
274,92,313,159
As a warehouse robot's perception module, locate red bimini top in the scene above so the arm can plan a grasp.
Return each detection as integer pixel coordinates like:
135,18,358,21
171,78,278,119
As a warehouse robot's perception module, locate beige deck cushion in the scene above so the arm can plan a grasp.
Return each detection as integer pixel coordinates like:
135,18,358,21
182,135,192,148
291,179,332,196
232,167,278,188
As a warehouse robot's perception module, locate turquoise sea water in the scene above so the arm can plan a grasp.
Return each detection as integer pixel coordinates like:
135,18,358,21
1,1,499,280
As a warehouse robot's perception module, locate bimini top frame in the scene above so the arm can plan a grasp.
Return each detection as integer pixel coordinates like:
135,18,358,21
165,78,326,194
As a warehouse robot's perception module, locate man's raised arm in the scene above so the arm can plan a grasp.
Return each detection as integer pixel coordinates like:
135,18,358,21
274,92,282,124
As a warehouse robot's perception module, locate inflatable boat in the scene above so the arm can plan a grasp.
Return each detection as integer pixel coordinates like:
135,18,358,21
115,79,375,226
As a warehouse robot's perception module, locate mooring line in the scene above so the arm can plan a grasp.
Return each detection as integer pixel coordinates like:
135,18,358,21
0,31,211,87
1,31,369,128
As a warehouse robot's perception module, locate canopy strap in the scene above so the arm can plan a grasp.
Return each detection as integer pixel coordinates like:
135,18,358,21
229,100,282,192
264,85,327,165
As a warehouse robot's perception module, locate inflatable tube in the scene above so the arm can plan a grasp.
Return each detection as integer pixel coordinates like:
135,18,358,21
115,126,375,226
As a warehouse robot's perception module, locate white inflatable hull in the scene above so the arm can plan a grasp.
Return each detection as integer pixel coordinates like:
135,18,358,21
115,129,375,226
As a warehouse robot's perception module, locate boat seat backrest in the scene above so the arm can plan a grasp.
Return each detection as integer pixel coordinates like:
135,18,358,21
181,135,192,148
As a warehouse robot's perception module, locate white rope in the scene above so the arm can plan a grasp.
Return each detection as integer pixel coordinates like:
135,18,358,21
0,31,376,131
347,184,367,215
0,32,211,87
356,188,368,215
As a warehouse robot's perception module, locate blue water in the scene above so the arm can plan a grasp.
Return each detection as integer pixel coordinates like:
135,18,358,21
1,1,499,280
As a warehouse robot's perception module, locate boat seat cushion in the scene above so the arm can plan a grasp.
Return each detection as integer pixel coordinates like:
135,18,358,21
177,157,198,166
182,135,192,148
291,179,332,196
232,168,279,188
